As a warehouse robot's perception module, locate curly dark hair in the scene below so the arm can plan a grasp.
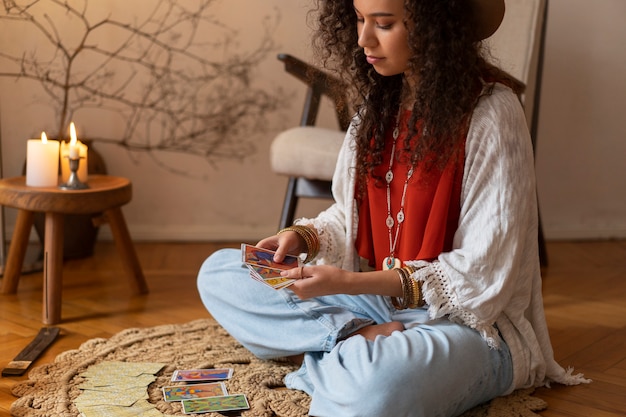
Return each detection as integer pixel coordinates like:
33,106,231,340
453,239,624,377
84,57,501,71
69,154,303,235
310,0,522,186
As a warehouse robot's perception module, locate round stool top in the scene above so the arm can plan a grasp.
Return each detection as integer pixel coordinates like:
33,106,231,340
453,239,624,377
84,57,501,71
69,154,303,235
0,175,132,214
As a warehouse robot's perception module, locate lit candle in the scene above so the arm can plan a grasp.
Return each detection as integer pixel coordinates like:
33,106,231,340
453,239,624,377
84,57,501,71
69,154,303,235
26,132,60,187
60,122,88,182
69,123,79,159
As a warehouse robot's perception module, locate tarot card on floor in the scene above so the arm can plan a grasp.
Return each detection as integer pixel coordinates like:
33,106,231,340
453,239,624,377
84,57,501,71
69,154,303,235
181,394,250,414
170,368,233,382
162,382,227,401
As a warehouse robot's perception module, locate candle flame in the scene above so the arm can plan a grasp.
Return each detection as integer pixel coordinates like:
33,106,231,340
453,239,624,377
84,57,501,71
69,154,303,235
69,122,77,146
41,132,48,143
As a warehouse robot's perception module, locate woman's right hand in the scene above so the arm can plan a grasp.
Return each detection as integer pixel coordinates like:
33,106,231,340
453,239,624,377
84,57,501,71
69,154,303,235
256,231,306,264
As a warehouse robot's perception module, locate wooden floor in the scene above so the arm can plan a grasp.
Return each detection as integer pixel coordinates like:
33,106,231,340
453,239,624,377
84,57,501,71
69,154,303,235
0,240,624,416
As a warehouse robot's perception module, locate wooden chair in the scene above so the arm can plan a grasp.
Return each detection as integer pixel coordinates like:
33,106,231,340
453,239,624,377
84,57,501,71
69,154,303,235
269,53,351,230
270,0,549,265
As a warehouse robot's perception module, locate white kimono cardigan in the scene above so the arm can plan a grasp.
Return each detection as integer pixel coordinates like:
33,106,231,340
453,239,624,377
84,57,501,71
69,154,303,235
295,83,589,393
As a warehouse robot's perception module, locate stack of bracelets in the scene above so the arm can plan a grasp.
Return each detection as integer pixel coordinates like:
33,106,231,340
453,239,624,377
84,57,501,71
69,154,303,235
277,225,320,264
391,265,425,310
276,226,424,309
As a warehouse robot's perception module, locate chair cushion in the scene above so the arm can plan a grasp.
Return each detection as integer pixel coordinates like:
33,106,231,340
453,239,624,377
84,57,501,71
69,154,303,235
270,126,345,181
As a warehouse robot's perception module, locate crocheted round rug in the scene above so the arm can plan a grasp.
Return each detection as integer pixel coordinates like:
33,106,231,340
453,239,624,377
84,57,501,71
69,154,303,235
11,319,547,417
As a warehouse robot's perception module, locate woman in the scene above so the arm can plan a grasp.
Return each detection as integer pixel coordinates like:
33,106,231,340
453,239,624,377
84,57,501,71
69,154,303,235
197,1,588,416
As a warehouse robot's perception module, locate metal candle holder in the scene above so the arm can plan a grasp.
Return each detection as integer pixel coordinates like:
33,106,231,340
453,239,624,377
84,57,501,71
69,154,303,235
59,155,89,190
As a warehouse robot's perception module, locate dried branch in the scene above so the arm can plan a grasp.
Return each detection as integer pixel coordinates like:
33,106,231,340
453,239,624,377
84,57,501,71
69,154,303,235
0,0,283,167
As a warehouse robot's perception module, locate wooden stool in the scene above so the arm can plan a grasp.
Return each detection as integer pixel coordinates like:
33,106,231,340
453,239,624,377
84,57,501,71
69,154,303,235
0,175,148,324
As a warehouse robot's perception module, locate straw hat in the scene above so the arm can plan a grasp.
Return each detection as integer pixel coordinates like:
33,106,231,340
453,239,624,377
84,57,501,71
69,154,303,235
471,0,506,40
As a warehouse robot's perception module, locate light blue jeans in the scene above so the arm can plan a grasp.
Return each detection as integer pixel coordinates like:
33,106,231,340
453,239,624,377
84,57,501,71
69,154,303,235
197,248,513,417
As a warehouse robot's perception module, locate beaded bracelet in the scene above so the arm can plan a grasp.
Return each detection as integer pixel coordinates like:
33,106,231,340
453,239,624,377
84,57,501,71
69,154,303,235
277,225,320,263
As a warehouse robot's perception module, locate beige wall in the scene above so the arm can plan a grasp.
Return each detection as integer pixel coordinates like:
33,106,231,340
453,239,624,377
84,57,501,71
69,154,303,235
535,0,626,239
1,0,624,243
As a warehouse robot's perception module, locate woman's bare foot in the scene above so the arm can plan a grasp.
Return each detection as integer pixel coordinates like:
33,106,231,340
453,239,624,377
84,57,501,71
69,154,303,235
286,353,304,366
285,322,404,365
351,321,404,341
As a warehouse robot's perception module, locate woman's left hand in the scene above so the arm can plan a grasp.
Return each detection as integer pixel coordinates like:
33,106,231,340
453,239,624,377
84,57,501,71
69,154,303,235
281,264,354,299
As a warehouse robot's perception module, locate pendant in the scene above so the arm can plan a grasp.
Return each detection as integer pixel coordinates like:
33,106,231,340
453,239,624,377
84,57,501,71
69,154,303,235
386,215,395,228
383,256,401,270
397,208,405,223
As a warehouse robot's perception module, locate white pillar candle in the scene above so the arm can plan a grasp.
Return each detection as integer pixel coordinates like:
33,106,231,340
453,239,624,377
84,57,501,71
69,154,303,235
26,132,60,187
60,122,88,182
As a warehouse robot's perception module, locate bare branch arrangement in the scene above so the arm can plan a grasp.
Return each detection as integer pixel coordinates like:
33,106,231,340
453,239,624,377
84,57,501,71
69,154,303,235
0,0,282,166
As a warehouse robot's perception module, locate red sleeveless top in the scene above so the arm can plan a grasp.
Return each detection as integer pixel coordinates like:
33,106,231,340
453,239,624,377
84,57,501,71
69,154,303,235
355,112,466,269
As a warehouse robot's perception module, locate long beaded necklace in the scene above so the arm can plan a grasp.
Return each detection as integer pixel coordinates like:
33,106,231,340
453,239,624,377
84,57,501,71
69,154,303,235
382,111,414,270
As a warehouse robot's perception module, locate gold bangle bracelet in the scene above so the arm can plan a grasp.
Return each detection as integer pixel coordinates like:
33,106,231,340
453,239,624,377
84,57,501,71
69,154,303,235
391,267,412,310
406,267,425,308
407,278,419,309
391,266,426,310
402,266,418,308
277,225,320,263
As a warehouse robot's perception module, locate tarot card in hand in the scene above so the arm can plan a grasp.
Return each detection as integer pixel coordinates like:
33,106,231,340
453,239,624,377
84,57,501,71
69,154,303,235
245,264,295,289
162,382,227,401
171,368,233,382
242,244,300,289
241,244,301,270
182,394,250,414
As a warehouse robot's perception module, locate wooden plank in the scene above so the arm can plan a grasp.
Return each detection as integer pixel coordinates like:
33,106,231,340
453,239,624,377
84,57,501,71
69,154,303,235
1,327,60,376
